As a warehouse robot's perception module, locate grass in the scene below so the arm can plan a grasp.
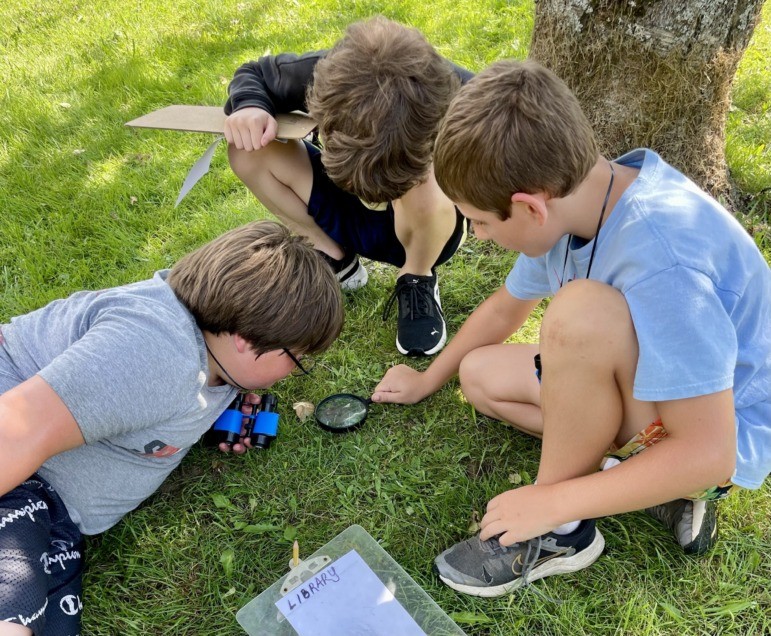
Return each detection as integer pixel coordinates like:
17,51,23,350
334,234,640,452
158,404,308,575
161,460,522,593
1,1,769,634
727,2,771,256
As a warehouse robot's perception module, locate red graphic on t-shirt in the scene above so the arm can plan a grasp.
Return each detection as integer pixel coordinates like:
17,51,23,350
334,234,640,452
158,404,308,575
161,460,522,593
142,440,182,457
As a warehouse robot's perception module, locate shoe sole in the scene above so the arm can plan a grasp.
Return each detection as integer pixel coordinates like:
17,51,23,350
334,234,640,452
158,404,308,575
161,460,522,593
645,499,718,555
396,322,446,356
682,501,718,555
395,275,446,356
438,530,605,598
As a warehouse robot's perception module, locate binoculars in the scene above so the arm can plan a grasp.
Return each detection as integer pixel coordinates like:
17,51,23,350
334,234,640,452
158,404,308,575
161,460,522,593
211,393,279,449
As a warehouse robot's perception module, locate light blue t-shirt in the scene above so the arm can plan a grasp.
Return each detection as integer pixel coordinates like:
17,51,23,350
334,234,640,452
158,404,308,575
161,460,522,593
506,149,771,489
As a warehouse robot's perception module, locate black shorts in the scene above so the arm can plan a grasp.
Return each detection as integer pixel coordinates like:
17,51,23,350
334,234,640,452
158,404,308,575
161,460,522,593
305,141,467,268
0,475,83,635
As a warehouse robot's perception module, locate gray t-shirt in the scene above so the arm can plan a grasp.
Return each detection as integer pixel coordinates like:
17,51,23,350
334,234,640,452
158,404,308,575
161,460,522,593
0,271,237,534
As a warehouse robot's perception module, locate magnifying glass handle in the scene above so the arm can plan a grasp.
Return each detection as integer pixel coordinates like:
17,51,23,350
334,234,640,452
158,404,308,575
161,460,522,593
364,398,374,406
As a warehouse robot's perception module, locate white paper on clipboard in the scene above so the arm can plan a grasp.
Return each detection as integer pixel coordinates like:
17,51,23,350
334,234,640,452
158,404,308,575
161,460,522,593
275,550,426,636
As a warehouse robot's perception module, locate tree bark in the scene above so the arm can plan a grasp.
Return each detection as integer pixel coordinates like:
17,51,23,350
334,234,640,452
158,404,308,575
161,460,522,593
529,0,765,198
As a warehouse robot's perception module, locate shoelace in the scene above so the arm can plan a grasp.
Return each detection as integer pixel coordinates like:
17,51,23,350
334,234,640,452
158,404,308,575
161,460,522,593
381,277,440,322
486,535,563,604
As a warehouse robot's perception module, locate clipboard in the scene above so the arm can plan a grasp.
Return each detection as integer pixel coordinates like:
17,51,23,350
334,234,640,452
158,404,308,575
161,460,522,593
236,525,466,636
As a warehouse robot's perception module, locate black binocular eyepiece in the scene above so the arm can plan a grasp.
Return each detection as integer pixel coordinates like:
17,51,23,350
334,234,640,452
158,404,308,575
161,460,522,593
210,393,280,450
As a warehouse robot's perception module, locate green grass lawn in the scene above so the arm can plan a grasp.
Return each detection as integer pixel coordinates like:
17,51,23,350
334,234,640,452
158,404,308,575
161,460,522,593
1,1,769,634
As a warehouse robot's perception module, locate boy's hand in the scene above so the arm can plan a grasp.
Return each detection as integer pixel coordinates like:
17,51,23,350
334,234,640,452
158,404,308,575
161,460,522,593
371,365,433,404
217,392,261,455
479,485,559,546
224,107,278,151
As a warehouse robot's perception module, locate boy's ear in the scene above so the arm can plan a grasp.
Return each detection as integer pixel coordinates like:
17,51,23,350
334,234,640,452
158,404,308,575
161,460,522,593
511,192,549,225
232,333,249,354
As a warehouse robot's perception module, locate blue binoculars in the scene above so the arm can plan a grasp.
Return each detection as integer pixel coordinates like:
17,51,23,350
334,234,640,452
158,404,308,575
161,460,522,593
211,393,279,449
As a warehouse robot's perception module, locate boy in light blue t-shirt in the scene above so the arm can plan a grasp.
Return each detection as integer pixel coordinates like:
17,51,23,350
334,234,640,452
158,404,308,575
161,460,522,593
371,59,771,597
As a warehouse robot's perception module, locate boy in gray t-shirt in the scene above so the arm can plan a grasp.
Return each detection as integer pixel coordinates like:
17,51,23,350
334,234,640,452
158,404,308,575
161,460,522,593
0,221,343,635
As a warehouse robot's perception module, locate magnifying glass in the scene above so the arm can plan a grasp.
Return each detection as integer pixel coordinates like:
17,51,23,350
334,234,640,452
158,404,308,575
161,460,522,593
314,393,373,433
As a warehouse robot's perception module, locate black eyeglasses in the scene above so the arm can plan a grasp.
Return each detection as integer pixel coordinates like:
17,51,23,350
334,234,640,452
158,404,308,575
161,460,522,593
283,348,315,376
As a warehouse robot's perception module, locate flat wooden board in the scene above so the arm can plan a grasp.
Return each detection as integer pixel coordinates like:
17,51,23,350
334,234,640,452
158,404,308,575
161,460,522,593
125,105,317,139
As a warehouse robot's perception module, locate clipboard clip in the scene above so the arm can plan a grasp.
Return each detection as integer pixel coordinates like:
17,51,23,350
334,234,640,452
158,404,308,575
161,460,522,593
280,555,333,595
276,554,332,623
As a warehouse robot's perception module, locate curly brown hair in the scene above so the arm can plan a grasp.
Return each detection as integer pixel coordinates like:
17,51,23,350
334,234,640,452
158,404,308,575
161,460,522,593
306,17,460,203
434,59,598,219
168,221,343,355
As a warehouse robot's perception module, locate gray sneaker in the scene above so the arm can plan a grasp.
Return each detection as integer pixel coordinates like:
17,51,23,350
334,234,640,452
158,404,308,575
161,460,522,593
434,520,605,598
645,499,717,555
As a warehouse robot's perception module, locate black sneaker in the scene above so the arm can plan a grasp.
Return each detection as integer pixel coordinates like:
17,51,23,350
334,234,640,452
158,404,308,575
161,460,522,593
645,499,717,555
321,252,368,290
434,520,605,598
382,272,446,356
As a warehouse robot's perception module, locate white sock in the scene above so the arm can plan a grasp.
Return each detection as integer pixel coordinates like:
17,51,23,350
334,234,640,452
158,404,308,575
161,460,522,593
548,460,619,535
552,520,581,535
533,478,583,535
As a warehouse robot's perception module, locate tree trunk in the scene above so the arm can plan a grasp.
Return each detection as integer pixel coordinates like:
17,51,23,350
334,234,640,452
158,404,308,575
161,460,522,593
529,0,765,198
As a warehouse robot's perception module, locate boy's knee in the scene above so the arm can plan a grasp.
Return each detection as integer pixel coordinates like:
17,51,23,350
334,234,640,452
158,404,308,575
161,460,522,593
227,144,266,178
459,348,489,398
229,141,313,189
542,279,633,349
228,142,291,176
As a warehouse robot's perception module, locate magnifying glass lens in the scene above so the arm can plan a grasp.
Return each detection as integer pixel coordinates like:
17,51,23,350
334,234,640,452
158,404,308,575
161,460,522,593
315,394,369,432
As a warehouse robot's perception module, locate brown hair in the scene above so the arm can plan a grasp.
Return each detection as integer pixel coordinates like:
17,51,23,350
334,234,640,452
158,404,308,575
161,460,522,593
168,221,343,354
434,59,598,219
306,16,460,203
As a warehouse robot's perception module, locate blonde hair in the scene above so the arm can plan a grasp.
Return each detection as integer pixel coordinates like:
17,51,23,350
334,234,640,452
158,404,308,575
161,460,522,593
434,59,598,219
306,16,460,202
168,221,343,354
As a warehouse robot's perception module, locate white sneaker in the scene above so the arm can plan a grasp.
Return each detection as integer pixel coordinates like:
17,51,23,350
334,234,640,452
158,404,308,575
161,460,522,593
336,254,368,290
321,252,368,291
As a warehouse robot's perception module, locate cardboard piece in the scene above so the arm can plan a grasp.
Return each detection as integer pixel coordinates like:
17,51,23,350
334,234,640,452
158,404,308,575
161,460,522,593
125,105,317,139
125,105,317,206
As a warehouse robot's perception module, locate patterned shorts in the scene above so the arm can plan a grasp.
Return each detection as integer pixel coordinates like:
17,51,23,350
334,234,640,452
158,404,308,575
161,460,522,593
0,475,84,635
604,420,738,501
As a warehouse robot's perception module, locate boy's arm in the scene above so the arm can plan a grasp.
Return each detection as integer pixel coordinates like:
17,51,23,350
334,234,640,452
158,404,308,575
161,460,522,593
372,286,540,404
0,375,85,497
481,389,737,545
224,50,327,116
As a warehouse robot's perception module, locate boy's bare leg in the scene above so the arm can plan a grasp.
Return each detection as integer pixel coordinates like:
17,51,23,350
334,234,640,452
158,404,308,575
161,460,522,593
459,280,656,478
536,279,657,486
388,171,457,355
393,171,456,276
0,624,33,635
228,141,344,259
459,343,543,437
435,281,654,594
